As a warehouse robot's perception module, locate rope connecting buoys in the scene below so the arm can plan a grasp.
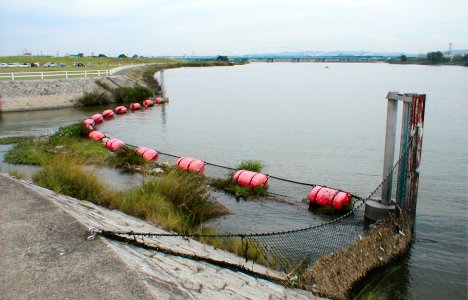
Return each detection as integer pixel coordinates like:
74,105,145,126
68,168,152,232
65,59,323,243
102,109,114,119
233,170,269,188
309,186,351,210
130,103,141,111
135,147,159,161
91,113,104,124
115,106,127,114
88,130,105,141
142,99,153,108
176,157,205,174
104,138,125,151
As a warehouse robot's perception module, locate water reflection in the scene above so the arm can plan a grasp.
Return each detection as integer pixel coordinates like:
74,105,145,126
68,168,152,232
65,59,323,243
0,106,99,137
352,253,412,299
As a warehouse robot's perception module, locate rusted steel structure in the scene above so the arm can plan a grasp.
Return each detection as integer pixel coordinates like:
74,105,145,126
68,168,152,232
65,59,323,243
402,94,426,215
365,92,426,221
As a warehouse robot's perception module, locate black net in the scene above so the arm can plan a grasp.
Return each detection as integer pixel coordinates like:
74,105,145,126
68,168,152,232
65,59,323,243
105,137,414,275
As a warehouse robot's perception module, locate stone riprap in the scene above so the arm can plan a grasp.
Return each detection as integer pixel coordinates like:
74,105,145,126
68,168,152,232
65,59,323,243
0,76,137,112
0,173,324,299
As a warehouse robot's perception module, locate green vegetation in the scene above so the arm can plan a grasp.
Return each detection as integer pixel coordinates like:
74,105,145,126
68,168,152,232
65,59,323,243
8,169,26,179
210,160,269,199
4,124,109,166
1,124,285,271
33,158,116,207
4,137,48,165
113,86,153,103
119,170,229,232
389,51,468,66
0,136,26,145
196,227,279,269
76,89,112,106
4,123,228,235
106,146,151,172
0,56,184,72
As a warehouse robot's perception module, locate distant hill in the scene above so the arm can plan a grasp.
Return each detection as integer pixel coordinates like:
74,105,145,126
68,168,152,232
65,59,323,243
244,49,468,58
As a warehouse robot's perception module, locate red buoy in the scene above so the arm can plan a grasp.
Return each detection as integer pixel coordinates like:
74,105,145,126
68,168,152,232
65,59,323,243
115,106,127,114
142,99,153,108
102,109,114,119
135,147,159,161
130,103,141,111
309,186,351,210
104,138,125,151
176,157,205,174
82,118,95,132
233,170,269,188
91,114,103,124
155,97,163,104
83,118,95,127
88,130,105,141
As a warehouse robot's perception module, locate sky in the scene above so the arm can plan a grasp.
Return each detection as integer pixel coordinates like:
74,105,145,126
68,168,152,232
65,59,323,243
0,0,467,56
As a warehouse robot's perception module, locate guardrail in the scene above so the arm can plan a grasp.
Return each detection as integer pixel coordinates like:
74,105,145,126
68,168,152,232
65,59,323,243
0,70,111,81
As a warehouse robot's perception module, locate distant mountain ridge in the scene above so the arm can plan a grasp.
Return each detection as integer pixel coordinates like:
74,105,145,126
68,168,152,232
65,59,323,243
244,49,468,58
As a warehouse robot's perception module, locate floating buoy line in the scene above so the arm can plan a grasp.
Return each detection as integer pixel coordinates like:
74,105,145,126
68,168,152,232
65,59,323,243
82,97,356,210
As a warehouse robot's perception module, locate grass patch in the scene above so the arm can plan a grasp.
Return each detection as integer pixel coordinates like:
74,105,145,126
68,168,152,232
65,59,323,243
8,169,26,179
3,124,109,166
33,158,115,206
4,137,49,165
195,227,279,268
76,89,112,106
210,160,269,199
114,86,153,103
50,123,86,140
107,146,152,172
141,67,162,94
0,136,27,145
124,169,228,232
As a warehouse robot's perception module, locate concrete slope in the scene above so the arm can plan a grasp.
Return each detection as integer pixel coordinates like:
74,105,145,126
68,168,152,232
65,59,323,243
0,173,322,299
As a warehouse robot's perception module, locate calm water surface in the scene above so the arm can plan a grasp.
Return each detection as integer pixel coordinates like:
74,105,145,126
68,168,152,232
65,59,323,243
1,63,466,299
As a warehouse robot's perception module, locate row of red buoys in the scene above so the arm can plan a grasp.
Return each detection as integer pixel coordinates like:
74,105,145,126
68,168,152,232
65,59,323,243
82,100,351,210
82,98,165,161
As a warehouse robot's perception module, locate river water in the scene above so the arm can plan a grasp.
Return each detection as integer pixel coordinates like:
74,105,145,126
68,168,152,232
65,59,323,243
0,63,466,299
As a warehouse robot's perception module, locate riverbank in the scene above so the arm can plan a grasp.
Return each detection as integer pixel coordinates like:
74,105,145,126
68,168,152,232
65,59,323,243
0,60,245,112
0,75,138,112
0,172,320,299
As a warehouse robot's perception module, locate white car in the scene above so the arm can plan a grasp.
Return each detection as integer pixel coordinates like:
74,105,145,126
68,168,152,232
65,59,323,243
43,62,57,67
0,63,8,68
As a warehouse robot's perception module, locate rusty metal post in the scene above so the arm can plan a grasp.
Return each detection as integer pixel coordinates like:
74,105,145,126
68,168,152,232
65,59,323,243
403,94,426,216
365,92,422,222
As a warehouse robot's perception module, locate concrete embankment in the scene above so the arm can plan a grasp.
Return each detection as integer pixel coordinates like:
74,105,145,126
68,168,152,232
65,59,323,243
0,173,322,299
0,76,138,112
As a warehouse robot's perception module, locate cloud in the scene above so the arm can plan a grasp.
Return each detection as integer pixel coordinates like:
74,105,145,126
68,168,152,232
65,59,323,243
0,0,467,55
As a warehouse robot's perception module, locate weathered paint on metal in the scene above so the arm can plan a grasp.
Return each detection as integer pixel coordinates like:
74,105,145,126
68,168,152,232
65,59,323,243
404,94,426,215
